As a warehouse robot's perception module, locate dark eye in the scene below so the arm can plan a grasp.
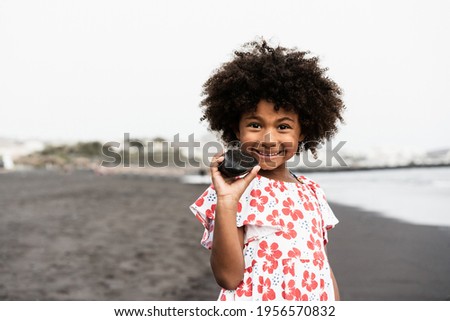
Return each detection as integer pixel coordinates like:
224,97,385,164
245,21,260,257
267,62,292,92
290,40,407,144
248,123,261,129
278,124,291,130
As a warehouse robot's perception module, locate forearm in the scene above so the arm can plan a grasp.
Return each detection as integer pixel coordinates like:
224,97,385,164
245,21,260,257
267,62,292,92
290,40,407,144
210,197,245,290
330,267,340,300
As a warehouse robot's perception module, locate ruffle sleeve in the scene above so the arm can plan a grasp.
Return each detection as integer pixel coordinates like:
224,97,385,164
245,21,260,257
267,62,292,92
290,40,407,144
305,179,339,246
189,184,217,250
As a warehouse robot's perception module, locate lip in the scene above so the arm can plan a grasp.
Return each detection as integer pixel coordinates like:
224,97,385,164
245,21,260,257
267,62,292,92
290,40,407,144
251,149,285,157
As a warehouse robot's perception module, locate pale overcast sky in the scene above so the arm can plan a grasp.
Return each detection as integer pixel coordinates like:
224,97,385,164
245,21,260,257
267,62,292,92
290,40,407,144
0,0,449,153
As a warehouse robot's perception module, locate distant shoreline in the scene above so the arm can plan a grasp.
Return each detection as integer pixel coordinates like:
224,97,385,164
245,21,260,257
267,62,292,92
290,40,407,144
296,163,450,173
2,162,449,176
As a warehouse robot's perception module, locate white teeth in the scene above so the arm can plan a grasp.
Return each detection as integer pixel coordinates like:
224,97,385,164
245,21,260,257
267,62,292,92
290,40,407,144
258,151,281,156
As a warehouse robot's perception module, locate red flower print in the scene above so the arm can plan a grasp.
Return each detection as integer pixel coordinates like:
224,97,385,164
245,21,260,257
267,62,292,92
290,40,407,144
288,247,302,260
243,213,263,226
307,234,322,251
195,197,204,207
313,251,325,270
257,241,282,261
282,247,301,276
282,258,295,276
245,260,257,274
311,218,320,236
320,279,328,301
282,197,304,220
281,280,300,300
195,190,208,206
297,190,306,202
303,200,315,211
275,219,297,240
257,276,276,301
264,183,276,198
220,293,226,301
237,201,242,213
262,257,278,274
250,189,268,212
302,271,318,292
267,209,281,226
281,280,308,300
273,180,287,192
236,277,253,297
205,204,216,220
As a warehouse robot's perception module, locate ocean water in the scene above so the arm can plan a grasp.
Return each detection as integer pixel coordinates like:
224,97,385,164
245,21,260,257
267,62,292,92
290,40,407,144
304,167,450,228
183,167,450,227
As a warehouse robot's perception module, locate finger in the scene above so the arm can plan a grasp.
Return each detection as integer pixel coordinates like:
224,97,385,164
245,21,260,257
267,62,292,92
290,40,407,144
210,155,224,172
210,151,225,168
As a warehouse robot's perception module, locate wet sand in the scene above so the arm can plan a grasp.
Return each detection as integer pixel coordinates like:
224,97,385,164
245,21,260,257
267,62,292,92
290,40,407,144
0,170,449,300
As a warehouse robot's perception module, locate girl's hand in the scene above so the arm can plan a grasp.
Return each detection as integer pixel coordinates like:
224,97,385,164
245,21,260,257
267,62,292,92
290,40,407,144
210,152,261,202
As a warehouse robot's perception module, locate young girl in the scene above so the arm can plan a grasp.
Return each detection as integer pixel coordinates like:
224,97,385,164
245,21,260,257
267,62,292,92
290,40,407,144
190,39,345,301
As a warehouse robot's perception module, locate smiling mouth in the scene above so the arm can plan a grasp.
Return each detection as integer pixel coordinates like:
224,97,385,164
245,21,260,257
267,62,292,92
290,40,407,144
252,150,284,157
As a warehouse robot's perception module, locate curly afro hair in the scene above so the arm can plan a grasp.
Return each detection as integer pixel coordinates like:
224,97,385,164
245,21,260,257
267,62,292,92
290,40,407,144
200,39,345,158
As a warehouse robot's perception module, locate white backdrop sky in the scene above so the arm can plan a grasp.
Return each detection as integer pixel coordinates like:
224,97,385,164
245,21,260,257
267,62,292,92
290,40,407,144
0,0,449,153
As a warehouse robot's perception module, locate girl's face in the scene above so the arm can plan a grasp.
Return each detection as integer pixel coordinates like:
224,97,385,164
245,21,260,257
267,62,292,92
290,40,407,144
235,99,304,175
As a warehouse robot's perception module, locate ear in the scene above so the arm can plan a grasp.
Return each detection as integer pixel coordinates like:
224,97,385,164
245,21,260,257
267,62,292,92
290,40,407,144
299,133,305,141
233,125,240,140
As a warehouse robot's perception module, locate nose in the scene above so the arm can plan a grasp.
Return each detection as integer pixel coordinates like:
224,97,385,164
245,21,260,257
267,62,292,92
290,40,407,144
261,131,277,148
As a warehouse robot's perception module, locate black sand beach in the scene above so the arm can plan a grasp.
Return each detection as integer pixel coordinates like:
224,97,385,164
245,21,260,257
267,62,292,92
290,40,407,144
0,170,449,300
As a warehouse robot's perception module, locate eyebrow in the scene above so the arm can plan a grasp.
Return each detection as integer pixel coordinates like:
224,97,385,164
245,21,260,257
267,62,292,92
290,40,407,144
242,115,296,123
277,117,296,123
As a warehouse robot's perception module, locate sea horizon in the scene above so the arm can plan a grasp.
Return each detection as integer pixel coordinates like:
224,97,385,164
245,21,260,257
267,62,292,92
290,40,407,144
305,166,450,228
182,166,450,228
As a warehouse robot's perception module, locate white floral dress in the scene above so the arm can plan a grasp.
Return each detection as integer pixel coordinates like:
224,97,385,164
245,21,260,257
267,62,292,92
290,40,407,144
190,174,338,301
